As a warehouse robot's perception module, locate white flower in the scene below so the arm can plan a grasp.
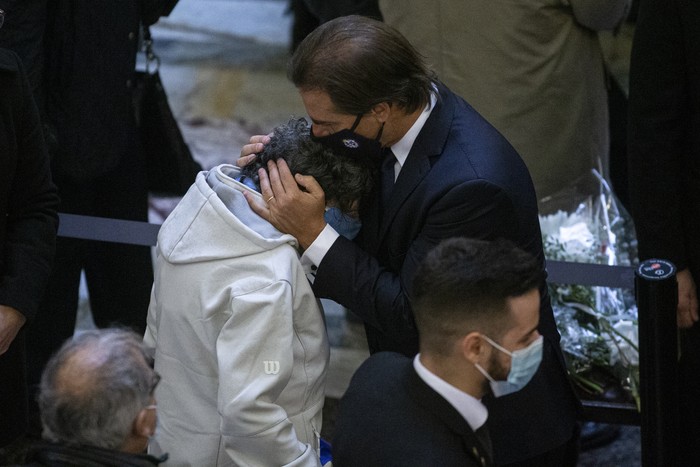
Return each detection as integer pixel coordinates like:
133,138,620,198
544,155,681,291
607,320,639,367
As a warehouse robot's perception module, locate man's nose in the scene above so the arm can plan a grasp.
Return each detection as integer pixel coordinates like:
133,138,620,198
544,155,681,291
311,125,330,138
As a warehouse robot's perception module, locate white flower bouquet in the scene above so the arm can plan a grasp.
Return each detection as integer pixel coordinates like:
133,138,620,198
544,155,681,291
539,169,640,410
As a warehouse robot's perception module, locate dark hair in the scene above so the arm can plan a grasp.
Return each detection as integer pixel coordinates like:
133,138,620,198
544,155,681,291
288,15,437,115
412,238,543,355
39,328,156,450
240,117,377,213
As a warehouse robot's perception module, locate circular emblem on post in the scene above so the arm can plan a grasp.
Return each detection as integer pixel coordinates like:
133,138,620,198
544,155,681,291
342,139,359,149
636,259,676,281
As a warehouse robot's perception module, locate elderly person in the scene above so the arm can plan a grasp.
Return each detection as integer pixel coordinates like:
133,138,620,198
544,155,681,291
144,118,375,467
21,328,164,466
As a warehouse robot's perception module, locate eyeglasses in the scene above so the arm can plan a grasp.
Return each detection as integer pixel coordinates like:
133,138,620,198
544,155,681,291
0,10,5,30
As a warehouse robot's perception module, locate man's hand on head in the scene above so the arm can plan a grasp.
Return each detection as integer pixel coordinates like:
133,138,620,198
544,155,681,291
244,159,327,250
237,134,271,168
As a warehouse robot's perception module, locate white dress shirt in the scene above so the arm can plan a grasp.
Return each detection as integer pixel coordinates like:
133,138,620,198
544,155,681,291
413,354,488,432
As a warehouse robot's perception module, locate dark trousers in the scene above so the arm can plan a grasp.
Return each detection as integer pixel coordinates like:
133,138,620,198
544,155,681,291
678,323,700,467
25,150,153,433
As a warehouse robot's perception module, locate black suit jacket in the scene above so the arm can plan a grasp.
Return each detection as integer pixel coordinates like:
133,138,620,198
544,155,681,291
628,1,700,465
0,49,58,446
333,352,492,467
628,0,700,287
314,83,579,463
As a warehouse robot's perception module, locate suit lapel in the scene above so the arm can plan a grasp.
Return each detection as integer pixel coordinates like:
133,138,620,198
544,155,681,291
406,365,493,466
377,83,457,241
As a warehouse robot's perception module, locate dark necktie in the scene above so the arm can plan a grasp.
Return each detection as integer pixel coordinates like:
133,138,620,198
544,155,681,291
474,425,493,461
381,149,397,207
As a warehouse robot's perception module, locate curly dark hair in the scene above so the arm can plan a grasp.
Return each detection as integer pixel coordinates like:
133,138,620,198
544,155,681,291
239,118,377,213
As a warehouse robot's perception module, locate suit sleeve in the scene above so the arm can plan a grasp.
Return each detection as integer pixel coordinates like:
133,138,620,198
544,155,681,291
141,0,180,25
0,52,59,320
627,0,687,267
314,179,517,345
218,280,321,467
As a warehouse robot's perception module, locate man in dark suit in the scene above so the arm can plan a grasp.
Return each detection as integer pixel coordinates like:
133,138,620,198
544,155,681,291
241,15,579,466
333,237,545,467
0,47,58,461
0,0,177,438
628,0,700,464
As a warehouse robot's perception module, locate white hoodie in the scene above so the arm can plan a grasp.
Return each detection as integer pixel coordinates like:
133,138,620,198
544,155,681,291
144,165,328,467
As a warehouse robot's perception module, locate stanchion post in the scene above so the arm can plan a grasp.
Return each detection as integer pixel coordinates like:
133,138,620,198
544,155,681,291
635,259,678,467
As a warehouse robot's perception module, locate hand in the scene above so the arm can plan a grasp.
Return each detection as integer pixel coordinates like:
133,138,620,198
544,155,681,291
0,305,27,355
244,159,327,250
676,268,699,328
236,134,271,168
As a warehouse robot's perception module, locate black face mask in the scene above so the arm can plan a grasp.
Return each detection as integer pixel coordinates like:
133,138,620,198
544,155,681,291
310,114,384,161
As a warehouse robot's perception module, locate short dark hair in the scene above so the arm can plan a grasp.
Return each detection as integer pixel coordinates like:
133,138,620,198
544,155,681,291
412,238,543,355
240,117,377,213
288,15,437,115
39,328,156,450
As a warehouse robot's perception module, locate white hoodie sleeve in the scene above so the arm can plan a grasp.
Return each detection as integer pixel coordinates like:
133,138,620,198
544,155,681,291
217,279,321,467
143,285,158,350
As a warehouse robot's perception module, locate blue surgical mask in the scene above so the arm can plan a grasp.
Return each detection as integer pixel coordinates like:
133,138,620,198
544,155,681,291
475,335,543,397
324,207,362,240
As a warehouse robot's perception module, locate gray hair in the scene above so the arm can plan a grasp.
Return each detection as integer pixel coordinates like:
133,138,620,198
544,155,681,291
39,328,155,450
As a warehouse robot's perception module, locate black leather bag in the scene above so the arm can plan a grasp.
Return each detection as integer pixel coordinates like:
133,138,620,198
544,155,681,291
134,26,202,196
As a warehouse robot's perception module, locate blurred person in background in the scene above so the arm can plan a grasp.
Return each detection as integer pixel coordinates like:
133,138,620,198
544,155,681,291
0,0,178,437
0,42,58,463
378,0,630,201
628,0,700,464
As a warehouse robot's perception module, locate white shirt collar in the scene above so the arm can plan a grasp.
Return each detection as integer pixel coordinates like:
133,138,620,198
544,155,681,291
413,354,488,432
389,91,437,171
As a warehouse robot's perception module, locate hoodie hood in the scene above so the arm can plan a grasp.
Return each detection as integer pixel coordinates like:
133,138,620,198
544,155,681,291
156,165,298,264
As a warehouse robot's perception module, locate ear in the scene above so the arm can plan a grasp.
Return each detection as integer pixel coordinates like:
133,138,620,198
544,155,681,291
370,102,392,123
460,331,488,364
133,408,154,438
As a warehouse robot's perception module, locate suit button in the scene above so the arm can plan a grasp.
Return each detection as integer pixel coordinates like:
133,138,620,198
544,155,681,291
128,32,136,40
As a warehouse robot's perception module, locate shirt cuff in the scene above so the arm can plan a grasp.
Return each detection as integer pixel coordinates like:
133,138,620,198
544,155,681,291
300,224,340,282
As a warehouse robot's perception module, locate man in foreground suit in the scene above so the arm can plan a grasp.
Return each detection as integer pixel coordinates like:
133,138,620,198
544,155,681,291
333,238,545,467
240,15,579,465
